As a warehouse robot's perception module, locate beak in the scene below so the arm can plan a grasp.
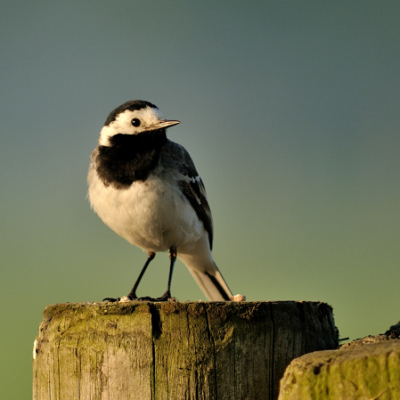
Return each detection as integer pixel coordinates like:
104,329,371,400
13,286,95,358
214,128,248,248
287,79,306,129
155,119,181,129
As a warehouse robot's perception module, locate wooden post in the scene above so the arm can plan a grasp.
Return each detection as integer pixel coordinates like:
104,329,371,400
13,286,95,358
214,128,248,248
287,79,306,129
278,334,400,399
33,301,338,400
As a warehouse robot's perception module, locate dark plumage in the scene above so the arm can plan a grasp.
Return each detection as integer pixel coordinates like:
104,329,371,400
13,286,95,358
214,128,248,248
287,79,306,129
96,130,167,188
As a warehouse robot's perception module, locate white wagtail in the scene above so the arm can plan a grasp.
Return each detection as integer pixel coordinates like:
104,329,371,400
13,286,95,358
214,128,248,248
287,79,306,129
88,100,242,302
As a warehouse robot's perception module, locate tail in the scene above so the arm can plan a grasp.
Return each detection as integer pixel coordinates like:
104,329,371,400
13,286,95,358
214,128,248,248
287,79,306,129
187,262,233,301
177,237,234,301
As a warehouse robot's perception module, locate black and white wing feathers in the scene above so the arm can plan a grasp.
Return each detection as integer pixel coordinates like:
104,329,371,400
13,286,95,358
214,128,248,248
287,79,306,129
163,141,214,249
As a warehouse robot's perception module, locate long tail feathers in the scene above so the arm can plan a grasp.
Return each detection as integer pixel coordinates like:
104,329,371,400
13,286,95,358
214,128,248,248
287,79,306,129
188,263,233,301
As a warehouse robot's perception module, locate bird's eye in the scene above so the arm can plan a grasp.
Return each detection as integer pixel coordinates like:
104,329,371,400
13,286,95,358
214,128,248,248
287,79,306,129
131,118,141,127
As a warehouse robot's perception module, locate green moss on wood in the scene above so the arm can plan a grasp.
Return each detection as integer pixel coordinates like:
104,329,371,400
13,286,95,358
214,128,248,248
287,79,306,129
279,340,400,400
33,301,337,400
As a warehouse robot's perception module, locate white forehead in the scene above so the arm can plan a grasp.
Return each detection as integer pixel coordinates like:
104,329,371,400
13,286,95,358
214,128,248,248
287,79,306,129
113,106,164,128
98,106,164,146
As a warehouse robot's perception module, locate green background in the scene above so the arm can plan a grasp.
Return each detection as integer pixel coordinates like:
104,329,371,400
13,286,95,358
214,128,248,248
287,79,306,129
2,1,399,398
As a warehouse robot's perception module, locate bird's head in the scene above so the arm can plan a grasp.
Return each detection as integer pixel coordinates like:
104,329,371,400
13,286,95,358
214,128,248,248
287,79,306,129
98,100,180,147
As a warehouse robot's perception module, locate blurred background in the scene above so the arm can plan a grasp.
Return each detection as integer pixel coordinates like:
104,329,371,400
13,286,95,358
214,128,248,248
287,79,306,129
2,1,399,397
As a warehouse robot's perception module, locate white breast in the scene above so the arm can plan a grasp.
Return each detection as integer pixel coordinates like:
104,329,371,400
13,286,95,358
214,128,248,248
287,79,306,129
87,167,206,253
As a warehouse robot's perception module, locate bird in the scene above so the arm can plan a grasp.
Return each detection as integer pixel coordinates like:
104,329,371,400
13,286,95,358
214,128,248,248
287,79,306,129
87,100,236,302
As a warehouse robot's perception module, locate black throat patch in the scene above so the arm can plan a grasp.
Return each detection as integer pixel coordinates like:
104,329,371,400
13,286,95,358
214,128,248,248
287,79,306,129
96,130,167,189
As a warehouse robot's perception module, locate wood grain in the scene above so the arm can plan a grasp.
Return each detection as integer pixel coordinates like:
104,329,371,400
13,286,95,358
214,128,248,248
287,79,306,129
33,301,338,400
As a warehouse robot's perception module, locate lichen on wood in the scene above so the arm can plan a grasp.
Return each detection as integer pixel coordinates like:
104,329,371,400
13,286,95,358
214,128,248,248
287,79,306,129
33,301,337,400
278,338,400,400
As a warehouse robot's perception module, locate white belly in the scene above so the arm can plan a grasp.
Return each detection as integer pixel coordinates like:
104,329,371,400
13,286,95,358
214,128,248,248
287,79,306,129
88,172,205,253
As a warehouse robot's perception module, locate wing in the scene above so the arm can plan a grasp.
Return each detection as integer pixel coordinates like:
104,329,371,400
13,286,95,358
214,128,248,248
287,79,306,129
162,141,214,249
178,175,213,249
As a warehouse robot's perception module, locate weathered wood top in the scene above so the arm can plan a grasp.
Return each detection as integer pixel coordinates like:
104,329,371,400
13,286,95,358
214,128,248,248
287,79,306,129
34,301,338,400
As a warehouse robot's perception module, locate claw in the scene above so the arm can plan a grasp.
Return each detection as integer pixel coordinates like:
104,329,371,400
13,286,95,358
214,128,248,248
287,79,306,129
136,292,178,302
102,297,120,302
102,292,177,303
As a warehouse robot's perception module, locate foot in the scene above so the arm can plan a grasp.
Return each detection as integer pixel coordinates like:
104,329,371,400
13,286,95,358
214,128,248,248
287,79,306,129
102,297,120,302
154,291,172,302
102,293,177,303
137,291,178,302
154,290,178,302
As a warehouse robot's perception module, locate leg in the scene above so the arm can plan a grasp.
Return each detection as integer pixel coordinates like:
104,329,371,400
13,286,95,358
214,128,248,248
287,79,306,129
155,247,177,301
103,251,156,302
127,251,156,299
